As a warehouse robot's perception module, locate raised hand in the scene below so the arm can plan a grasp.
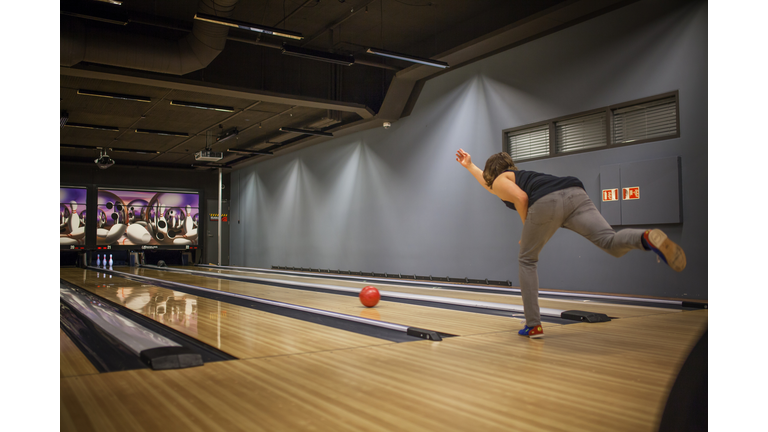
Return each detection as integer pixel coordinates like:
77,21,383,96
455,148,472,168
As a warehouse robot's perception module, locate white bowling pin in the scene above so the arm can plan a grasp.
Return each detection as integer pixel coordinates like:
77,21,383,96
104,223,127,244
157,205,169,240
184,205,194,232
125,224,151,245
183,227,198,241
136,220,155,240
109,254,114,268
67,201,85,240
68,201,79,230
96,254,101,267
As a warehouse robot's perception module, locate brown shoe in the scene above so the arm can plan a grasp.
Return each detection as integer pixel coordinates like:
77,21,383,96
644,229,686,272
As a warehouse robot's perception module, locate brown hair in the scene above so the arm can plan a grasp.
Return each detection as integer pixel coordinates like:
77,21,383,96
482,152,518,188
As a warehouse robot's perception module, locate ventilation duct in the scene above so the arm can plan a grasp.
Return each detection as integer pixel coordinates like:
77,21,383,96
61,0,239,75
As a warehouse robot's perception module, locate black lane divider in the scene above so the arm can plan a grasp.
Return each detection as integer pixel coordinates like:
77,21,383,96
61,278,237,365
199,265,706,310
90,267,448,342
60,300,148,373
154,265,575,325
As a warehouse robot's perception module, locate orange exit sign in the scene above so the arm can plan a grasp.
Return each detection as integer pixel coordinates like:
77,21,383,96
602,188,619,201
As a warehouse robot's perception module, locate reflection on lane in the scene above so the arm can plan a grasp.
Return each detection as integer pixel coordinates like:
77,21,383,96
83,271,200,337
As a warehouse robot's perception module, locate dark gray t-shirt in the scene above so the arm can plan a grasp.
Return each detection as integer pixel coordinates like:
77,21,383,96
501,169,584,210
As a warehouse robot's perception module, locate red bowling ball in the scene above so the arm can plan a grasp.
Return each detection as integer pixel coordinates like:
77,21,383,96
359,286,380,308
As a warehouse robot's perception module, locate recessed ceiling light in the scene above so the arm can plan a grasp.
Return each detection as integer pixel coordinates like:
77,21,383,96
366,47,448,69
65,122,120,131
77,89,151,102
135,128,189,137
227,149,274,155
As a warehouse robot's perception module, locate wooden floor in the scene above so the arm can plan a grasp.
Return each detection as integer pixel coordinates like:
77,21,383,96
60,267,707,431
60,329,99,378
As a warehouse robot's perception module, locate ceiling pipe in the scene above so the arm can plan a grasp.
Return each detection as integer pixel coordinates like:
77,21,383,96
61,0,239,75
62,10,401,72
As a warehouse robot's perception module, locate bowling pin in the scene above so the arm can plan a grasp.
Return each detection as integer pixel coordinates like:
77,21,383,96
136,220,155,240
182,205,198,241
103,223,127,244
68,201,85,240
125,224,152,245
109,254,114,268
156,205,169,241
184,206,194,231
96,254,101,267
168,209,176,229
69,201,79,229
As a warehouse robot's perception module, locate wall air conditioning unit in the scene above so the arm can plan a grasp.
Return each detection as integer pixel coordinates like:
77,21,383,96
195,150,223,162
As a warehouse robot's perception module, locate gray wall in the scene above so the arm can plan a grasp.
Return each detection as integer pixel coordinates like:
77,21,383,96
230,0,707,300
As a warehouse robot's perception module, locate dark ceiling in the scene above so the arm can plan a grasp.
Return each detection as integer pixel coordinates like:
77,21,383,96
60,0,632,171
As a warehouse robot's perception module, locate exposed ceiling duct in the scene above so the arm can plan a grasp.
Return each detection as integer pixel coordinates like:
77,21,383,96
60,0,239,75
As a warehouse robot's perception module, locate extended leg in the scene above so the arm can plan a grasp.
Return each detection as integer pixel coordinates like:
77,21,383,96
561,189,645,257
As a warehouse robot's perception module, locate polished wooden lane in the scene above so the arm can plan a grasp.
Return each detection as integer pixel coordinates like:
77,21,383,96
60,329,99,378
61,309,708,432
182,266,684,319
131,267,563,336
60,268,393,360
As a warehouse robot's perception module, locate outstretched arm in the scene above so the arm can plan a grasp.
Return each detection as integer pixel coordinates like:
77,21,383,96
455,149,494,195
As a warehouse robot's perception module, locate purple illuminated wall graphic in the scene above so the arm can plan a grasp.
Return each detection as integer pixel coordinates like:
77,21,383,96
97,189,200,246
61,187,87,246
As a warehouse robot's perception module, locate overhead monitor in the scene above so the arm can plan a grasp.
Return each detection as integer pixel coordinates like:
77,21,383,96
96,189,200,250
61,187,87,249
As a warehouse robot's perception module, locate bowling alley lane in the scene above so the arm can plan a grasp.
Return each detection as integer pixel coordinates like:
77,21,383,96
60,268,393,360
130,266,557,336
174,266,682,319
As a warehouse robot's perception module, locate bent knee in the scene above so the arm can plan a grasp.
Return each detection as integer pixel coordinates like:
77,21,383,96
518,255,539,267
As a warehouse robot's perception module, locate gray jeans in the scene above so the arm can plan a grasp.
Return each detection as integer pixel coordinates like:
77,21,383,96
519,187,645,327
